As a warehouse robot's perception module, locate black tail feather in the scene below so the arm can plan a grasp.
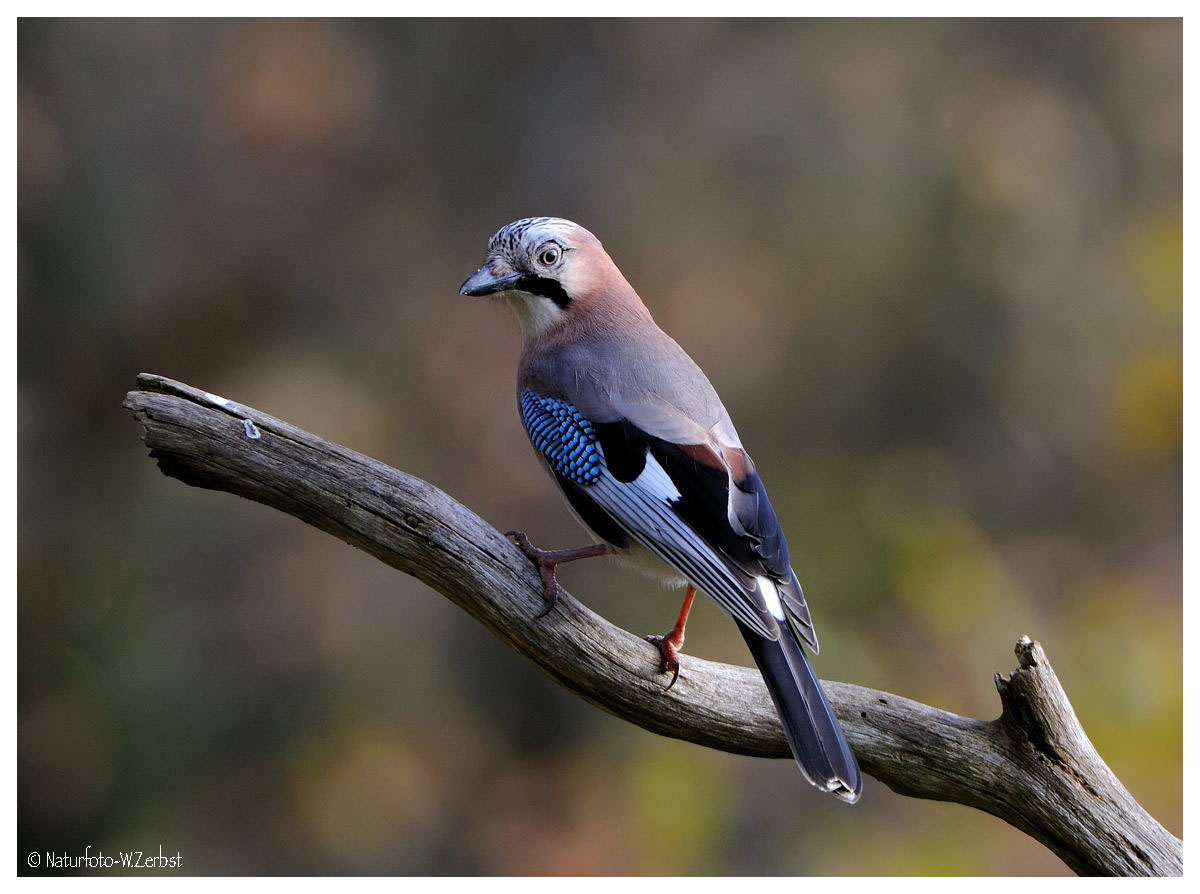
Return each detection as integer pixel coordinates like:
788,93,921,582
739,621,862,802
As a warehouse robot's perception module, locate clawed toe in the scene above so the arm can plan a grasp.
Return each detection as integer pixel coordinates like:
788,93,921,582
645,633,682,690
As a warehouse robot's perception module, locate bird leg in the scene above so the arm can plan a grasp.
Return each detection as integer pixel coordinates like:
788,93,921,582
645,585,697,690
505,530,612,618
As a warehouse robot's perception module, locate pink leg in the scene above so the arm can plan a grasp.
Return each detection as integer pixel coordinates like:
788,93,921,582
506,530,613,618
645,585,697,690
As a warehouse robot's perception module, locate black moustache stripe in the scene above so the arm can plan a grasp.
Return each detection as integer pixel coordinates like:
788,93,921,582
514,274,571,310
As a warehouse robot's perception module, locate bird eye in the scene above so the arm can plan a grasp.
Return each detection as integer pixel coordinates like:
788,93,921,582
538,246,561,267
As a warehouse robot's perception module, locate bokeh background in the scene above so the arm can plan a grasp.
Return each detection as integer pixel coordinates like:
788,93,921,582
18,18,1180,876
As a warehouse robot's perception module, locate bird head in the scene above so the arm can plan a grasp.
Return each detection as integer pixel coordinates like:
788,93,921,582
460,217,641,340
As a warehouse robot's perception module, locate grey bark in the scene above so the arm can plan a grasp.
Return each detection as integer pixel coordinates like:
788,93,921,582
123,373,1181,876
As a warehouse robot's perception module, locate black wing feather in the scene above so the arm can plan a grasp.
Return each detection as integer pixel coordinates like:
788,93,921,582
594,417,816,648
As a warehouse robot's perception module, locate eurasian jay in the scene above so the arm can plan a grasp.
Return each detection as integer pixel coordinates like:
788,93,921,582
460,217,862,802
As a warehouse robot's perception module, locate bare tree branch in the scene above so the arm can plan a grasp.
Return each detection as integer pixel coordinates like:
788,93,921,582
122,373,1181,876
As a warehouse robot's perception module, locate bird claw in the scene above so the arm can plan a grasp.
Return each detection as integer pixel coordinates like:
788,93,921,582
533,587,559,618
645,633,682,690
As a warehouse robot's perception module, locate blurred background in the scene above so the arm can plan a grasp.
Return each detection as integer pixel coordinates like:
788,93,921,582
18,18,1180,876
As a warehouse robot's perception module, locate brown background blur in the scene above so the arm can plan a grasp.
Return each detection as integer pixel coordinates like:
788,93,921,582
18,18,1180,876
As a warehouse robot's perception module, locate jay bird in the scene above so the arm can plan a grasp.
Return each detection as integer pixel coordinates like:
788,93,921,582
461,217,862,802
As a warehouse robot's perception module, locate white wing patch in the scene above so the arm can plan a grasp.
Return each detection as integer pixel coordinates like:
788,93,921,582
758,575,786,621
633,454,682,503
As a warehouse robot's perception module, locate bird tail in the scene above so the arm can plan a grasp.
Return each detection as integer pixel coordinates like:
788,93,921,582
738,620,862,803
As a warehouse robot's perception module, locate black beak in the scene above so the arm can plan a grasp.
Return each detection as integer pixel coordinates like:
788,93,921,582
460,268,523,297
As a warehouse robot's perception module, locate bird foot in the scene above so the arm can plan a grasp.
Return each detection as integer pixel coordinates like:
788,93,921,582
506,530,563,617
645,632,684,690
505,531,613,619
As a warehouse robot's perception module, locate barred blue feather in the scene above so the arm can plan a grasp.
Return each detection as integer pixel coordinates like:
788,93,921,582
519,391,602,486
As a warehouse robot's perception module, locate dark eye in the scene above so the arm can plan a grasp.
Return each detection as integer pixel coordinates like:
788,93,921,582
538,246,561,267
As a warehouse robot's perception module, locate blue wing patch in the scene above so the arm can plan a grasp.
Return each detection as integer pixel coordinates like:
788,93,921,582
520,391,602,486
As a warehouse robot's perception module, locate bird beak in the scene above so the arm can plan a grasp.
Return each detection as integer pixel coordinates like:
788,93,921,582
460,267,523,297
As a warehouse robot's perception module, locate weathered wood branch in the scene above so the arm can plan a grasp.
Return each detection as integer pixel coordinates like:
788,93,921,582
123,373,1181,876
